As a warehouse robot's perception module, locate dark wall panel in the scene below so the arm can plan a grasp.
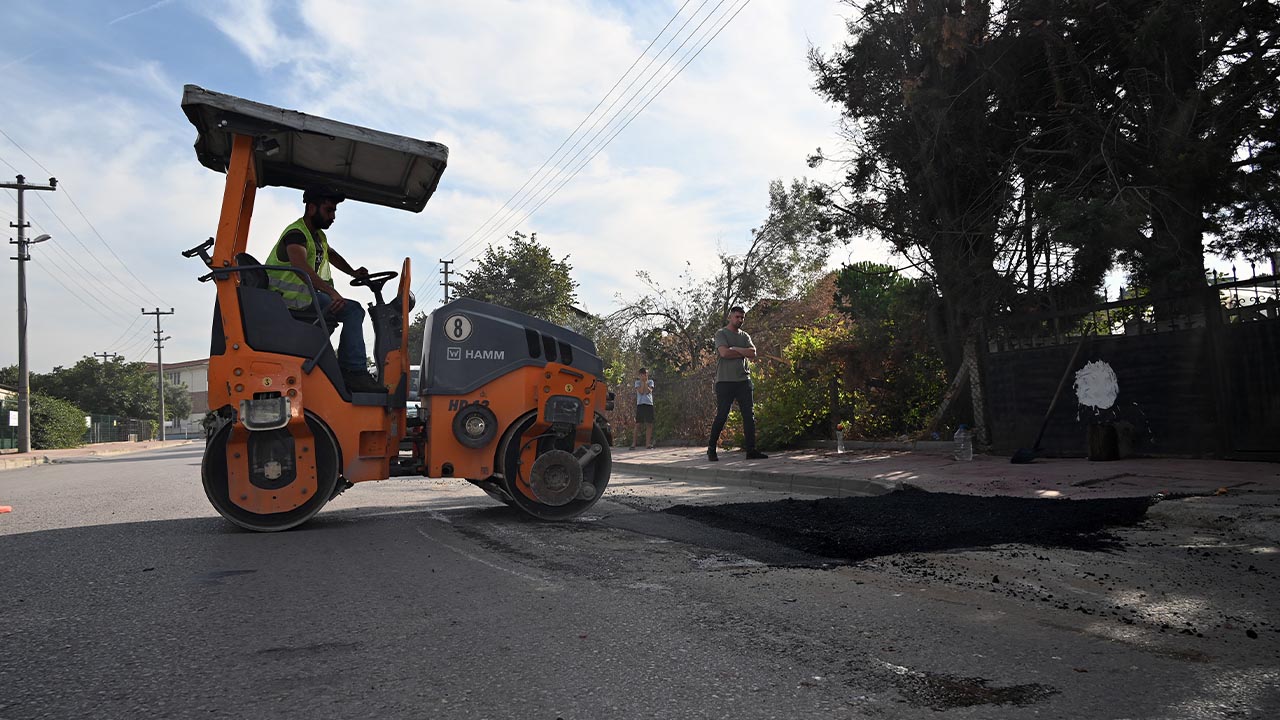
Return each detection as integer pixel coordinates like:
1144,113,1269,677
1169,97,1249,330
985,330,1220,458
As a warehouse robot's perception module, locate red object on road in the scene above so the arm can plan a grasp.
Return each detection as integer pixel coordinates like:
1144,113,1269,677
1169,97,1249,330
0,506,12,514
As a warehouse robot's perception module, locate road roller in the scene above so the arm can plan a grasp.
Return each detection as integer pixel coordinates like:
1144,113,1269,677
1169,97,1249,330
180,85,613,531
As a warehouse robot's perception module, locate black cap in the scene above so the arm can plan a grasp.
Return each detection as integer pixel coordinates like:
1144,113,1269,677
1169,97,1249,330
303,185,345,204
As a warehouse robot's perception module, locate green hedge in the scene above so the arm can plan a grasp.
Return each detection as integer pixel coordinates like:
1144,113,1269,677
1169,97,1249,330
31,393,86,449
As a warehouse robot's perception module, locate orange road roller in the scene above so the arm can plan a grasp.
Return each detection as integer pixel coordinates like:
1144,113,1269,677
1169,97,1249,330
180,85,613,531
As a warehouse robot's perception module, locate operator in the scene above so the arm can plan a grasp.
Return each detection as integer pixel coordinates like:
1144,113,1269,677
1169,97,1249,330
265,185,385,393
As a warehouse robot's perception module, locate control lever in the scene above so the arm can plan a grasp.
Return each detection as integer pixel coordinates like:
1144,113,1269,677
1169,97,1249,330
181,237,215,268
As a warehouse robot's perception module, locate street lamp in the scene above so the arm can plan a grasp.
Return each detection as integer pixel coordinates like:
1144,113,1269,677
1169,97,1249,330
15,234,52,454
4,173,57,454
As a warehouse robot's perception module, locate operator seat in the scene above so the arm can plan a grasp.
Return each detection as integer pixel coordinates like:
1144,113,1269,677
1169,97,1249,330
233,252,328,328
221,252,371,403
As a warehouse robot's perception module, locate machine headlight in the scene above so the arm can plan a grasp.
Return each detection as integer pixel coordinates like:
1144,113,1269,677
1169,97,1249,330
452,403,498,449
239,396,291,431
544,395,584,426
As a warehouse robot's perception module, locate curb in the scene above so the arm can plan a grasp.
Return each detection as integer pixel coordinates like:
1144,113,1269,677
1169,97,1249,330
810,439,953,452
0,441,194,472
612,460,899,498
0,455,44,471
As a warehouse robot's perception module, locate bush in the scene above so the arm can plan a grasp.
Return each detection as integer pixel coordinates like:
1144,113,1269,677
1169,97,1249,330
30,393,87,449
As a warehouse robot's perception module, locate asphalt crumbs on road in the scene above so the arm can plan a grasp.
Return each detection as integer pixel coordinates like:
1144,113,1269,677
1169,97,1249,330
663,487,1154,562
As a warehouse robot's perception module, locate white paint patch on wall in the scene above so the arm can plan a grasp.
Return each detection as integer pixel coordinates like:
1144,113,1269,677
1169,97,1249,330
1074,360,1119,410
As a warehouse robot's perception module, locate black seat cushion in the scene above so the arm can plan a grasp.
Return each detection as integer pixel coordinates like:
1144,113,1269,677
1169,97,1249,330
233,252,270,290
234,252,332,332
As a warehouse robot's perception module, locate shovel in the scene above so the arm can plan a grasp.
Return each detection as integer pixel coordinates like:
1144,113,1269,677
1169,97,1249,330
1011,330,1091,464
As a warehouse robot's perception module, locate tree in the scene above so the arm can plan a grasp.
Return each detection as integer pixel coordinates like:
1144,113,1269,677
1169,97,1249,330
30,393,86,449
452,231,579,325
810,0,1025,369
31,357,160,418
406,311,428,364
615,264,723,372
1020,0,1280,295
716,179,840,317
834,262,947,437
165,382,191,422
615,179,840,371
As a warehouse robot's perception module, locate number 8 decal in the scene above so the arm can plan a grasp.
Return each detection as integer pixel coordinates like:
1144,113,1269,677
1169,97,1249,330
443,314,473,342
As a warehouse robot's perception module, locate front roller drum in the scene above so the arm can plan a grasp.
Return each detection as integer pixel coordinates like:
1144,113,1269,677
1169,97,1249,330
495,414,612,520
202,414,340,532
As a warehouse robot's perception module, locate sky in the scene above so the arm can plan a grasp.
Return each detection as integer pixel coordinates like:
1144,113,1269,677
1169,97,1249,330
0,0,886,373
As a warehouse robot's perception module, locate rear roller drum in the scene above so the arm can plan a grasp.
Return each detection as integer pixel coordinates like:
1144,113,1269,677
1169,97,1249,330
202,413,340,532
496,413,611,520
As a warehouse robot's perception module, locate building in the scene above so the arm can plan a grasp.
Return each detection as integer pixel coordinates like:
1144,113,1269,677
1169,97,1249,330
145,358,209,438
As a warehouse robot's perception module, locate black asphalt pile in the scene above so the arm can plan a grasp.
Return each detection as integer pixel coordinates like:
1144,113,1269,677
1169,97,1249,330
664,487,1154,562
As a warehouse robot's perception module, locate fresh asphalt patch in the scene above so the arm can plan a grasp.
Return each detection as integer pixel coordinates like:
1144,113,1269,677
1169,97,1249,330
662,487,1154,563
602,511,840,566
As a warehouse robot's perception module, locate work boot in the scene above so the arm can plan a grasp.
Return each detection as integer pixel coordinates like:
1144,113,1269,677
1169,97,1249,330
745,450,769,460
342,368,387,393
707,448,718,462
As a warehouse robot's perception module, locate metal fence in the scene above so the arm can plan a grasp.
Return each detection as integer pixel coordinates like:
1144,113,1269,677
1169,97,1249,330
84,415,155,444
987,273,1280,353
2,404,156,449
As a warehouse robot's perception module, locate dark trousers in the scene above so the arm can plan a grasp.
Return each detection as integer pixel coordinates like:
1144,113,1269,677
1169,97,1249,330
708,380,756,451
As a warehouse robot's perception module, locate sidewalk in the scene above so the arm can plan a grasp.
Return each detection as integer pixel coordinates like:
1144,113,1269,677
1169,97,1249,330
0,439,195,471
611,445,1280,500
7,439,1276,502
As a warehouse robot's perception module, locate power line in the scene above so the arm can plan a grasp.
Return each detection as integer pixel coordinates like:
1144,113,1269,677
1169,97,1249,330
0,128,170,306
452,0,753,275
430,0,701,267
25,253,124,326
5,194,142,320
105,314,145,350
515,2,755,222
29,192,160,308
449,0,730,267
417,0,754,305
414,0,726,304
122,329,156,361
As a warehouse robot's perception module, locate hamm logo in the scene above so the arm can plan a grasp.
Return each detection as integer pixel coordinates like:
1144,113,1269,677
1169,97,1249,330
466,349,505,360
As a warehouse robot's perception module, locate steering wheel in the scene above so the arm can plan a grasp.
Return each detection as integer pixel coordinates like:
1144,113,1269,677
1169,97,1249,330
350,270,398,305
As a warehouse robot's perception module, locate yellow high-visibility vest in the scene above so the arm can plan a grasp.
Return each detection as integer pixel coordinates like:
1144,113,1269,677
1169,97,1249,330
265,218,332,309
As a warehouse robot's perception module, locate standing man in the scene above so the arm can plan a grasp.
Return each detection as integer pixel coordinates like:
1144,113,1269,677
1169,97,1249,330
265,185,385,393
707,306,768,461
631,368,655,450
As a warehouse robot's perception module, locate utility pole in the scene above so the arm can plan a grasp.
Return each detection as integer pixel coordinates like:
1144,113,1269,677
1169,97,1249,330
4,174,57,454
142,308,174,441
440,259,453,303
94,352,121,363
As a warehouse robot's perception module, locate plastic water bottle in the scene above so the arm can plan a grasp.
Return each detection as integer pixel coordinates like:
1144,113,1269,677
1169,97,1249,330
953,424,973,461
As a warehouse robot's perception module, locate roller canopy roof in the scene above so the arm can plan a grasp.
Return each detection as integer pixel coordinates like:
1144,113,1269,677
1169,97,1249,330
181,84,448,213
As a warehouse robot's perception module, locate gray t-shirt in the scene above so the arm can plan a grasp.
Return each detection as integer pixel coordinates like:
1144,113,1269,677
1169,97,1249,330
714,327,754,382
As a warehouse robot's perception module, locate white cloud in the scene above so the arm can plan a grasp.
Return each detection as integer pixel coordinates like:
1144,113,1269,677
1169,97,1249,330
0,0,873,372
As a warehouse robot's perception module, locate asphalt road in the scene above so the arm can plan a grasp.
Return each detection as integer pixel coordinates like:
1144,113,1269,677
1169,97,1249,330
1,445,1277,719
